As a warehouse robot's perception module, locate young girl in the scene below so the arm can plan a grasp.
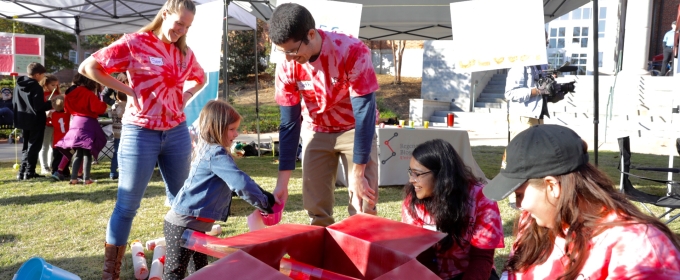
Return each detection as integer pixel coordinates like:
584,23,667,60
38,75,60,175
402,139,504,280
55,74,107,184
484,125,680,279
49,95,72,181
108,73,127,180
164,100,276,279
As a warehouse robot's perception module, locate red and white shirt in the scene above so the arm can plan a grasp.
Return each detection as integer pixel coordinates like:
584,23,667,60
92,31,205,130
402,184,505,279
507,211,680,280
51,111,70,148
275,29,379,133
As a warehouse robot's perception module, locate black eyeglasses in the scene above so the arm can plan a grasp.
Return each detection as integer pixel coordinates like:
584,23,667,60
276,40,303,55
407,168,432,182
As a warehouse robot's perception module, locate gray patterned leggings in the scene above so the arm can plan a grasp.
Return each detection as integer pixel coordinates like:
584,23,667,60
163,221,208,280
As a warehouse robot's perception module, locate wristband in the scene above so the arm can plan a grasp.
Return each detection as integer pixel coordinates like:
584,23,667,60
185,91,194,97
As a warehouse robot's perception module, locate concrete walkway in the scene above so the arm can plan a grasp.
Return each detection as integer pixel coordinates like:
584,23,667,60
0,131,674,163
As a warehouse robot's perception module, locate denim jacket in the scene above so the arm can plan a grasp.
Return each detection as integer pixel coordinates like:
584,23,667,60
171,143,272,221
505,65,548,119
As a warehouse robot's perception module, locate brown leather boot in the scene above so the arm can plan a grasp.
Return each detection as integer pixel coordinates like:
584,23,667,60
102,243,126,280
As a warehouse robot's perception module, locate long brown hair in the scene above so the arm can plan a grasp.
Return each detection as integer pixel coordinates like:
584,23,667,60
40,75,59,92
506,163,680,279
139,0,196,56
194,100,241,158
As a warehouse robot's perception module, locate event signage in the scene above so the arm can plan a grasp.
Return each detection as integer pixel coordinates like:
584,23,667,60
449,0,547,72
0,32,45,75
269,0,363,63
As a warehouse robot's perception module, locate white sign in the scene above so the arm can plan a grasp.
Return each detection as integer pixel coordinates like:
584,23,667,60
449,0,547,72
270,0,363,63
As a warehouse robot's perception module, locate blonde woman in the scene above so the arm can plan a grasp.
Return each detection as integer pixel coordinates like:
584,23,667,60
79,0,205,278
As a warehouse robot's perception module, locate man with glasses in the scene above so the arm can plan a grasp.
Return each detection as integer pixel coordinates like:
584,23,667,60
269,3,380,226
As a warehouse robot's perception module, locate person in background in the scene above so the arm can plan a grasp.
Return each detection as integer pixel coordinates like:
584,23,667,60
109,90,127,180
100,73,128,106
268,3,380,226
55,74,107,185
403,139,503,280
0,88,13,126
78,0,205,278
483,125,680,279
49,95,72,181
661,21,677,76
163,100,276,279
38,75,60,175
12,62,52,180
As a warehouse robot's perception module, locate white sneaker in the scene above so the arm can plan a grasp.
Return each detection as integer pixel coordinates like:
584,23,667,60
40,169,51,175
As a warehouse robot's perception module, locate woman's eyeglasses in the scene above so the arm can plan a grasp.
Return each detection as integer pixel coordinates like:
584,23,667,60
407,168,432,183
274,40,303,55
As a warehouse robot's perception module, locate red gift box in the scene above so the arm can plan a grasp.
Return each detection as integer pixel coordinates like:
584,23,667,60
185,214,446,280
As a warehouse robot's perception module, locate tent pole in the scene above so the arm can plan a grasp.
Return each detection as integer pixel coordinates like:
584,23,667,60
75,16,81,65
223,0,230,101
593,0,600,165
255,25,261,157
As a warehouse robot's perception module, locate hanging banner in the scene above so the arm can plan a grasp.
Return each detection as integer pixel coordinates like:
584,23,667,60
269,0,362,63
449,0,546,72
0,32,44,75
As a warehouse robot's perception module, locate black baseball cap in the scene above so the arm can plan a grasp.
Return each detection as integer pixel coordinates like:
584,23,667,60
483,125,589,201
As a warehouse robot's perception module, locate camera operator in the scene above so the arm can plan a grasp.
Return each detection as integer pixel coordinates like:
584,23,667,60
505,63,551,140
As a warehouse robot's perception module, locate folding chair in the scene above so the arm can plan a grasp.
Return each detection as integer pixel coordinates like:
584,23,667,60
98,124,115,162
617,136,680,224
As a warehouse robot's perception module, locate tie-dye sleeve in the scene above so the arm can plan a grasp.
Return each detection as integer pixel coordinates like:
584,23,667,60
186,49,205,85
92,34,131,74
604,225,680,279
275,62,301,106
346,41,379,97
469,185,505,249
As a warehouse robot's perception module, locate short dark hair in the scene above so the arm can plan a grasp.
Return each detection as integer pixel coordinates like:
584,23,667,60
269,3,315,45
27,62,46,76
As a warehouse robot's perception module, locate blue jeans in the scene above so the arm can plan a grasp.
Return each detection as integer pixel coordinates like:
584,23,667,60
106,122,191,246
110,138,120,177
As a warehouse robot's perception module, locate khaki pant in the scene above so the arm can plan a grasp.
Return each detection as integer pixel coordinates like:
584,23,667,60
504,116,543,205
301,128,379,226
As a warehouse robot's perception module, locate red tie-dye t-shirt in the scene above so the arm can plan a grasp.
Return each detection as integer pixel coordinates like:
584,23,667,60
275,29,379,133
401,184,505,279
92,31,204,130
507,211,680,280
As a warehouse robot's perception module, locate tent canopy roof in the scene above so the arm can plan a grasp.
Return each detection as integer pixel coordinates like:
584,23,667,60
0,0,257,35
1,0,590,39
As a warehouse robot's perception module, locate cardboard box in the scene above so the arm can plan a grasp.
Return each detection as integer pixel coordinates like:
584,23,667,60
186,214,446,279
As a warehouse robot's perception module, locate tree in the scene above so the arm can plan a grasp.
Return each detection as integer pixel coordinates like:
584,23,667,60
0,18,76,72
390,40,406,84
82,34,123,50
225,19,270,82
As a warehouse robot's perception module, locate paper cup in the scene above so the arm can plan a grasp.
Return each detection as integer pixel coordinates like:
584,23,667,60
398,120,405,126
424,121,429,128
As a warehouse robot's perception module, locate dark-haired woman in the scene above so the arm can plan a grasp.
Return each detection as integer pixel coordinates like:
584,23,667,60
402,139,504,280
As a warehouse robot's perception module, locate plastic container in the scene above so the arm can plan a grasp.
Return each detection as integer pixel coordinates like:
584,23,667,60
260,202,285,226
13,257,81,280
148,256,165,280
181,229,238,258
206,224,222,236
145,237,165,251
131,240,149,279
447,113,454,127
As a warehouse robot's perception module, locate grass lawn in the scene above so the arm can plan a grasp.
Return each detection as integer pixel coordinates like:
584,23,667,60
1,147,679,279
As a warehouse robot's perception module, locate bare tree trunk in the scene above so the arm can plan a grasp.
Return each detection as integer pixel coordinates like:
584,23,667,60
390,40,406,84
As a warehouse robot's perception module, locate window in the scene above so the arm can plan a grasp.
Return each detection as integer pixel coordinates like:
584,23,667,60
571,53,588,75
549,27,566,48
599,7,607,19
68,50,78,64
84,52,91,59
598,52,603,68
572,8,582,20
572,27,589,48
559,13,569,20
598,20,606,38
582,8,591,20
548,52,566,70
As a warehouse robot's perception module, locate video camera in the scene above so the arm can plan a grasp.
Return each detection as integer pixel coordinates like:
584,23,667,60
537,62,577,103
